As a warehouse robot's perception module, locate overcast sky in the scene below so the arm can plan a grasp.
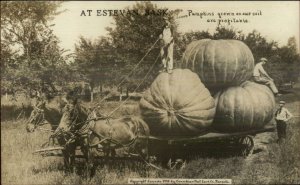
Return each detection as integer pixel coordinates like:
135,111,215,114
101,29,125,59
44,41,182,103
52,1,299,53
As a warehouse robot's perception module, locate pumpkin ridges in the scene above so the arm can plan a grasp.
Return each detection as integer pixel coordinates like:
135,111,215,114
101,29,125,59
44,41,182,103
140,69,215,136
237,41,250,83
149,80,169,109
212,40,217,84
243,85,256,128
204,40,216,85
171,70,204,108
139,98,155,111
228,41,240,84
243,83,262,127
193,40,210,80
249,82,275,123
231,40,249,84
178,108,216,122
178,96,215,113
142,89,161,109
178,86,211,109
214,40,226,84
184,40,201,73
183,40,200,65
176,116,203,133
177,114,213,129
182,39,254,89
213,81,275,132
192,41,204,75
147,70,210,111
228,40,239,83
171,71,204,109
220,40,230,83
170,70,185,109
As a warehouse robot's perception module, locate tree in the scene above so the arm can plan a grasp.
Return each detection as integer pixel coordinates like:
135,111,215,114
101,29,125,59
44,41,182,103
176,30,213,62
213,26,244,40
74,36,116,102
243,30,278,62
1,1,69,97
1,2,62,63
106,1,181,93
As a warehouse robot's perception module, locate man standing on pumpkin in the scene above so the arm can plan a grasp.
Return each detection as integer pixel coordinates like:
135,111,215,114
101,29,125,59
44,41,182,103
275,101,293,143
159,18,174,73
253,57,281,96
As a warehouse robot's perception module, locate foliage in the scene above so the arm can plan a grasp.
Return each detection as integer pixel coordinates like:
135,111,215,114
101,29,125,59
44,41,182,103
106,1,181,91
73,36,117,101
1,1,70,96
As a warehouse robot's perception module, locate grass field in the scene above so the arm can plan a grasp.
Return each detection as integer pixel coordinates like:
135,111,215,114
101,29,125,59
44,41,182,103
1,86,300,185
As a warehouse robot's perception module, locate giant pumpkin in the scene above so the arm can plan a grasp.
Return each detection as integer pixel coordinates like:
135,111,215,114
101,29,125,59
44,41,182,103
139,69,216,137
181,39,254,90
213,81,275,132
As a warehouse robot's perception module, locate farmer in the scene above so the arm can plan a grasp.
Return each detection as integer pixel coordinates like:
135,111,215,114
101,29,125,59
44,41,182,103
159,18,174,73
275,101,293,143
253,57,281,96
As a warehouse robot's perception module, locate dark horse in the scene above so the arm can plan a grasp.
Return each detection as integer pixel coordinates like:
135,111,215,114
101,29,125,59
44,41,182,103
26,96,67,132
55,100,150,176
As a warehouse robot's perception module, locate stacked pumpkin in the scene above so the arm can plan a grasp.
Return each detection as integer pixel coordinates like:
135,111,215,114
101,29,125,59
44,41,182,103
181,39,275,132
139,39,275,137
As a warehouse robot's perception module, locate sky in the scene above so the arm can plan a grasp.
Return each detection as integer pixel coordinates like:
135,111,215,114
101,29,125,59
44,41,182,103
52,1,300,54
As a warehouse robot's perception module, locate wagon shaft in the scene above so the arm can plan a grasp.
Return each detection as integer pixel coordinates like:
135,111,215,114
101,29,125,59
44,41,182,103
33,146,64,154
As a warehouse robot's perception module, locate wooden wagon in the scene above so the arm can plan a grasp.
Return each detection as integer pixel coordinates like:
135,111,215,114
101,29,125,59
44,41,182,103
34,124,275,170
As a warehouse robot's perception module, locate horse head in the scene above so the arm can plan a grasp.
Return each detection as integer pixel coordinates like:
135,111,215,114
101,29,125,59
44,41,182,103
54,100,89,136
26,96,68,133
26,101,46,132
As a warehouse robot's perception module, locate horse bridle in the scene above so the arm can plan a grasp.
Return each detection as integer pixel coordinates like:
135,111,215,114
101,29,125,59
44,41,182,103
28,106,46,129
52,104,89,143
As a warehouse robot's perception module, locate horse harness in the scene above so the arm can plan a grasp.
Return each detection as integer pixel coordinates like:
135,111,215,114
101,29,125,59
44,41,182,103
88,117,142,150
30,106,46,128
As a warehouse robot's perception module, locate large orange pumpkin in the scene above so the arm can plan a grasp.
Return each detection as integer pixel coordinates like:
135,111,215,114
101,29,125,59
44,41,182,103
213,81,275,132
181,39,254,90
139,69,216,137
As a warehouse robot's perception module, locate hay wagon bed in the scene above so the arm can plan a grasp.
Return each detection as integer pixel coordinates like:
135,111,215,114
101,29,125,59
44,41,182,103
143,124,275,162
35,124,275,168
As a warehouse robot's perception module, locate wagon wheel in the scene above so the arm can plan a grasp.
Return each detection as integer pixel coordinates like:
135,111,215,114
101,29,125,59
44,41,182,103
167,158,186,170
239,135,254,157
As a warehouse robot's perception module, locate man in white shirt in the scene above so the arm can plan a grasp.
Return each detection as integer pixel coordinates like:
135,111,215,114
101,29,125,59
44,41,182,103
253,58,281,96
275,101,293,143
159,19,174,73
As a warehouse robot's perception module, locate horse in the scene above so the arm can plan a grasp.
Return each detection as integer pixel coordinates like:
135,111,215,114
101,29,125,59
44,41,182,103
52,100,90,173
54,100,150,176
26,96,67,132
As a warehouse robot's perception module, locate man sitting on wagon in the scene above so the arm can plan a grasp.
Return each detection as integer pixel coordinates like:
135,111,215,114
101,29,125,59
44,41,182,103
253,57,281,96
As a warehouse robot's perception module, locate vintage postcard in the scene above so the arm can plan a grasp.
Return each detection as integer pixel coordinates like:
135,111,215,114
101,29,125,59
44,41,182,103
1,1,299,184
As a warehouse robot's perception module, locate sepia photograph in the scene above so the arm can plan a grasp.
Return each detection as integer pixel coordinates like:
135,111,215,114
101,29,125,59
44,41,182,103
1,1,299,184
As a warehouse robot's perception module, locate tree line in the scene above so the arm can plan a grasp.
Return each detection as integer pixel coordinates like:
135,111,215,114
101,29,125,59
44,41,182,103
1,1,299,102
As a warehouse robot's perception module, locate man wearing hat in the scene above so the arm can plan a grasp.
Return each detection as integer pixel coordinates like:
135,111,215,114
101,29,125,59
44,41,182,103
275,101,293,142
253,57,281,96
159,18,174,73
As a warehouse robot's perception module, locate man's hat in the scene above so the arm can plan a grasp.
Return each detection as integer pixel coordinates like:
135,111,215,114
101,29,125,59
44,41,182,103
260,57,268,62
279,101,285,104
